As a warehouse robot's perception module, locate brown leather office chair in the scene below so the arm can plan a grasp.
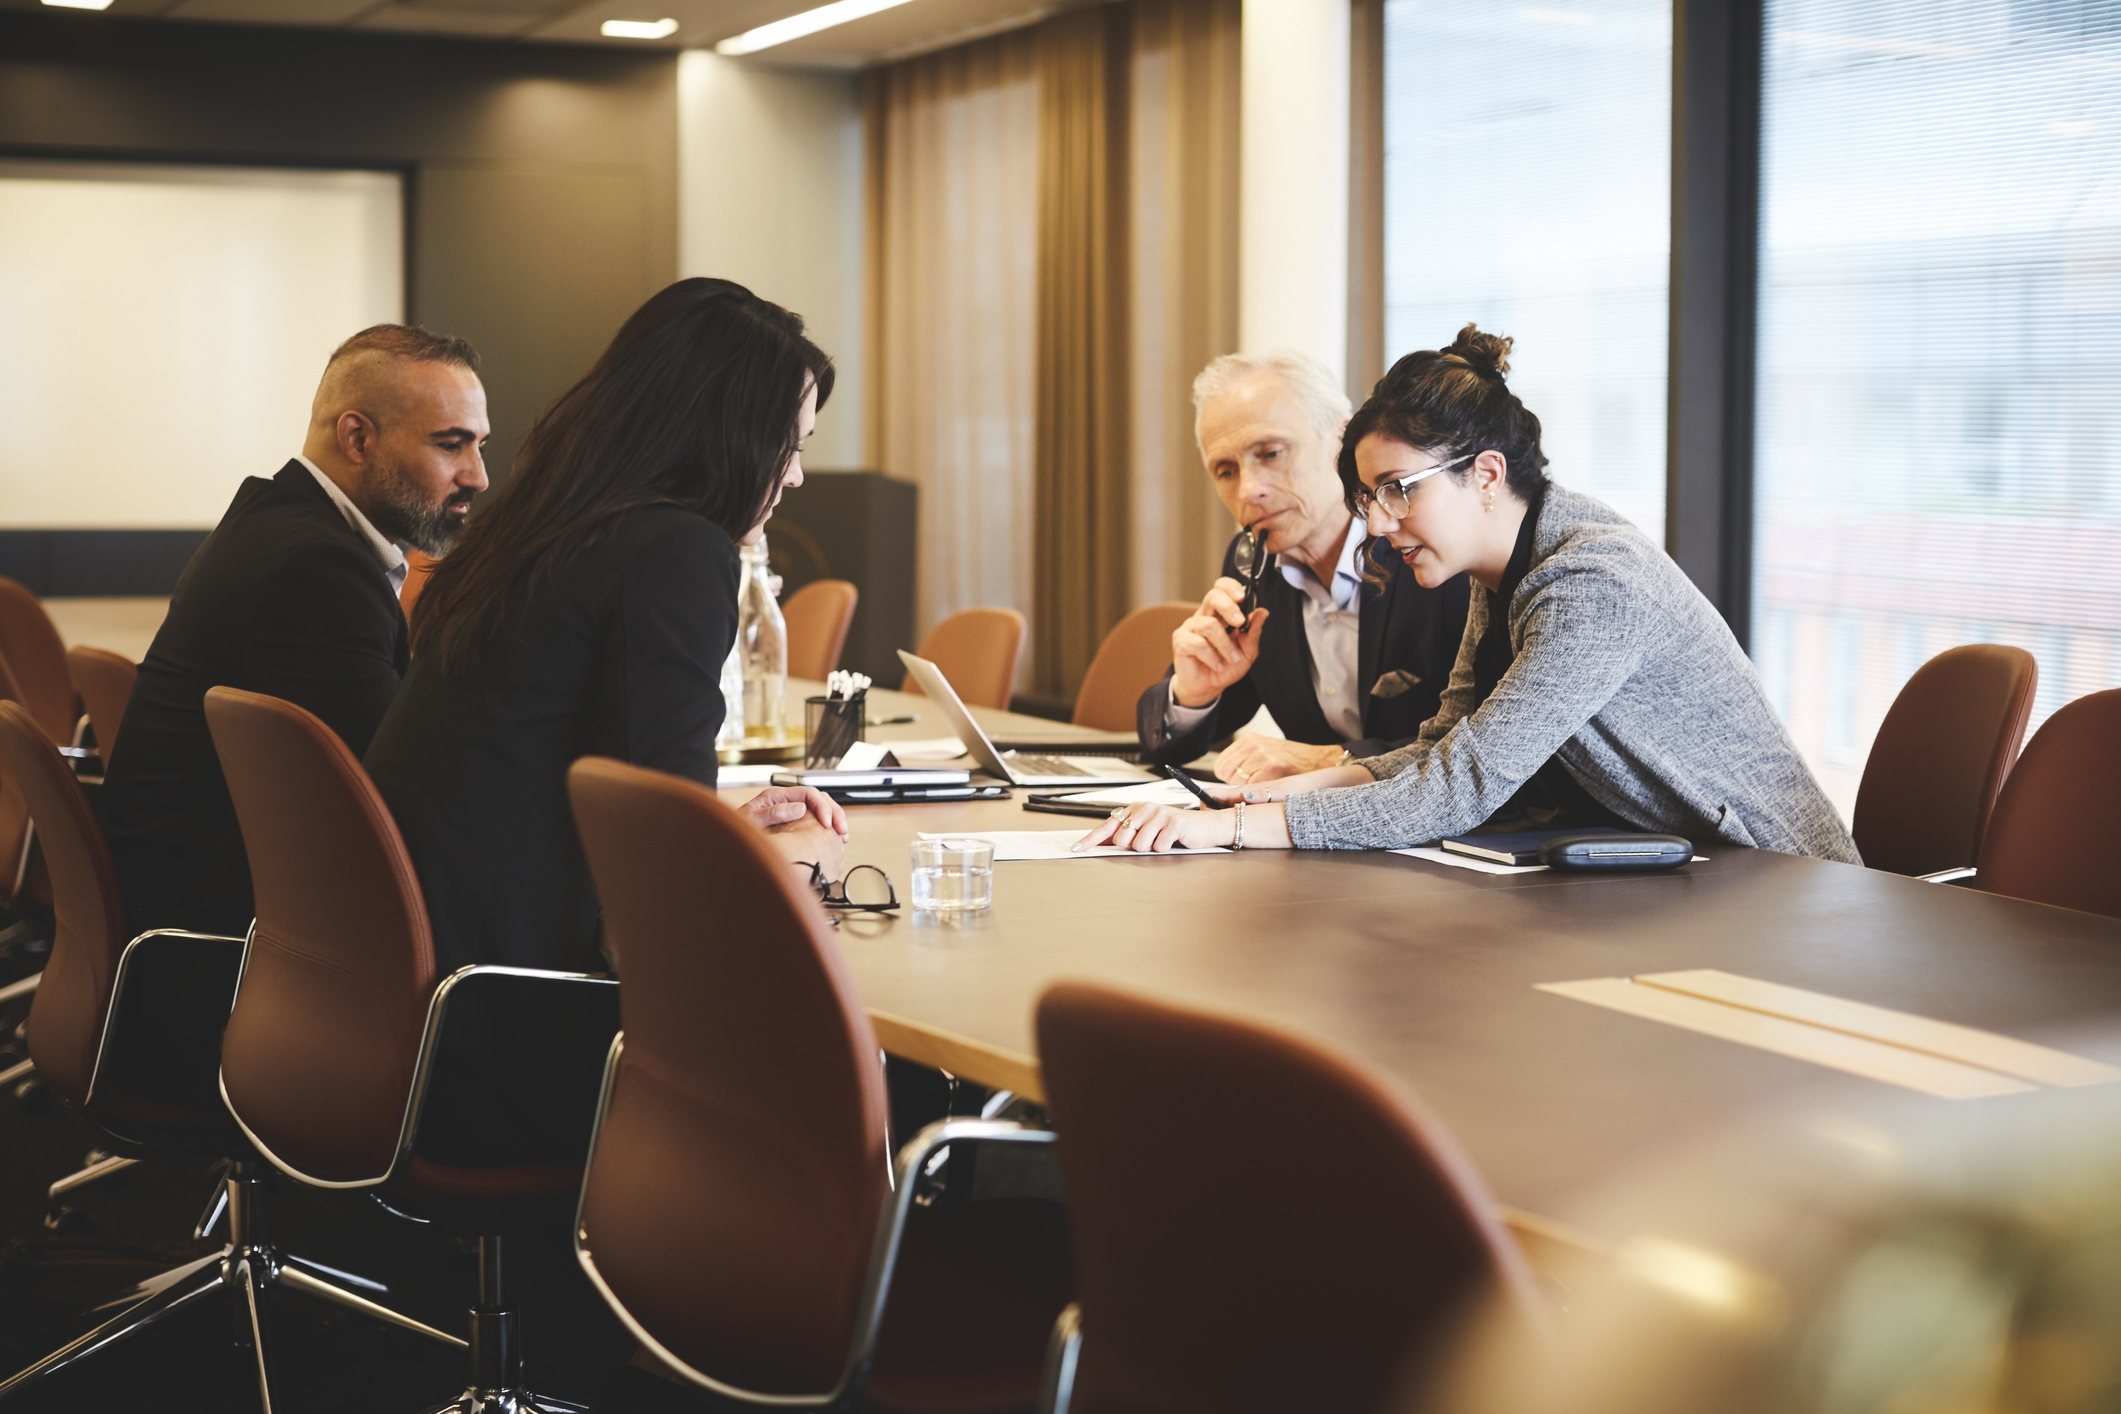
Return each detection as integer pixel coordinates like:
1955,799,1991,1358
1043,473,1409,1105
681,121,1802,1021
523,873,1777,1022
206,685,618,1414
1852,644,2037,876
1033,983,1543,1414
566,756,1073,1410
785,579,861,682
1964,687,2121,919
0,577,85,748
901,608,1026,711
66,645,138,765
1071,603,1192,732
399,545,436,618
0,699,443,1404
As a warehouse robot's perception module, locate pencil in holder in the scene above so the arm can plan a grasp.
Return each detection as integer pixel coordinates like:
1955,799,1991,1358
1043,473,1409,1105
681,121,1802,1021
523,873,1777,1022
805,691,866,768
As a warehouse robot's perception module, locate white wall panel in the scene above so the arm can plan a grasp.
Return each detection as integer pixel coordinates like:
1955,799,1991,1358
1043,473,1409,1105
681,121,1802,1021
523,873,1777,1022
0,161,403,529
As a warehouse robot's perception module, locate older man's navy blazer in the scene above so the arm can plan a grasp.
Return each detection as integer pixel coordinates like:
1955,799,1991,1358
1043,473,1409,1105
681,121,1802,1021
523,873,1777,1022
1136,531,1469,765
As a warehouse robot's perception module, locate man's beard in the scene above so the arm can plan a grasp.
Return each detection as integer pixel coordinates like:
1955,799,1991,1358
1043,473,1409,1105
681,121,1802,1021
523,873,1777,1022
367,459,474,557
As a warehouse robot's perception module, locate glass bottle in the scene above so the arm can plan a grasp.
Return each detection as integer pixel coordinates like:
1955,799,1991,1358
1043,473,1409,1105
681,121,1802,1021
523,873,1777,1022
716,641,745,750
738,538,788,742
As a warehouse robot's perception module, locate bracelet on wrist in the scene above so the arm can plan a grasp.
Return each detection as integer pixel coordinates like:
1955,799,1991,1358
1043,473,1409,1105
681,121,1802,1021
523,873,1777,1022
1232,798,1245,851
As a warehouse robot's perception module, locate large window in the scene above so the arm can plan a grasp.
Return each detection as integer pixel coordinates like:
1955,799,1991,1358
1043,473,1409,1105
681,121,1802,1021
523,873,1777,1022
1754,0,2121,812
1381,0,1671,537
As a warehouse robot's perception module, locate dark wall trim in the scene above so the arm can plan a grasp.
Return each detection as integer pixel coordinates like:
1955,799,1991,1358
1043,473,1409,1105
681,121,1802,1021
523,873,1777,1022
0,532,210,598
1666,0,1763,646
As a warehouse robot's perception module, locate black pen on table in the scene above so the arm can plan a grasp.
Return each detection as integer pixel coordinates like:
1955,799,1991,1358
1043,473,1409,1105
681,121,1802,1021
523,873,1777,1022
1160,764,1233,810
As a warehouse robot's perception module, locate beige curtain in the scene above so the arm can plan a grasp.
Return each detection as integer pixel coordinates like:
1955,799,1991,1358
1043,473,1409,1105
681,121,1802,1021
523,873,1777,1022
863,33,1041,659
865,0,1242,700
1032,4,1134,698
1127,0,1243,611
1346,0,1386,402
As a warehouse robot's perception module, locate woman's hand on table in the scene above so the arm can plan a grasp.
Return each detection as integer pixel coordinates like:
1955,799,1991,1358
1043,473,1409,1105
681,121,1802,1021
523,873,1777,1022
1071,787,1297,854
740,785,849,840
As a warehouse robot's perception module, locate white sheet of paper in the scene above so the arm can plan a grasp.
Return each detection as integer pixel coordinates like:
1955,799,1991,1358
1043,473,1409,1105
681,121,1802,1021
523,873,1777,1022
882,736,971,761
836,740,889,770
1392,846,1548,875
718,764,784,788
1047,779,1202,808
918,830,1228,861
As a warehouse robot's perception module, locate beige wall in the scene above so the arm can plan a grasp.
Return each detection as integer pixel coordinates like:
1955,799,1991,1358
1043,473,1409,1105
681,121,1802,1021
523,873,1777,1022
678,52,868,470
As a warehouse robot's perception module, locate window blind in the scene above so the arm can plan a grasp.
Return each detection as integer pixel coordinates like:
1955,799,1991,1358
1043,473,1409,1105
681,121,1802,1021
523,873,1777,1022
1754,0,2121,813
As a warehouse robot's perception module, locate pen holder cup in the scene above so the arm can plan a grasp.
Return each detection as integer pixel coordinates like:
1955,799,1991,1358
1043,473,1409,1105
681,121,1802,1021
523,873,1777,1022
805,692,866,768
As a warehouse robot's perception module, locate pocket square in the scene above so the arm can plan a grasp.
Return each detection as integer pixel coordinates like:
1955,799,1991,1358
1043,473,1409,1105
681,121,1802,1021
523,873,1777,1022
1369,669,1422,699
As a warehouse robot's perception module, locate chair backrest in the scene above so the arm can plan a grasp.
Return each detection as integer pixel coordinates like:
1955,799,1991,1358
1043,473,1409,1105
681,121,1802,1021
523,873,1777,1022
1852,644,2037,876
203,686,437,1180
567,757,890,1394
0,651,35,904
399,547,436,619
1972,687,2121,919
1036,983,1542,1414
66,646,138,764
0,701,127,1107
783,579,860,682
0,578,83,746
901,608,1025,711
1072,602,1194,731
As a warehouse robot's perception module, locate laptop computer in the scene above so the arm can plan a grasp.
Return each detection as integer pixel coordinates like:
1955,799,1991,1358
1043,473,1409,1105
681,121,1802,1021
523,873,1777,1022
895,649,1158,787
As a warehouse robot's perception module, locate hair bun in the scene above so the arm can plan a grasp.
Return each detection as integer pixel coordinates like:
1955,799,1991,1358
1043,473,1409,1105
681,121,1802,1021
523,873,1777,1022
1445,323,1512,380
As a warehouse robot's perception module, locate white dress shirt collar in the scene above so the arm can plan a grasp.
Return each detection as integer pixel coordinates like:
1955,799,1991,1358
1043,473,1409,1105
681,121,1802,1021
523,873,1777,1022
297,456,408,595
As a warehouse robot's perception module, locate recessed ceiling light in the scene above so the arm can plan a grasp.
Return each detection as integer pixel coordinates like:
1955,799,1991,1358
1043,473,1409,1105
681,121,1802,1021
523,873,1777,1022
42,0,117,10
602,16,678,38
715,0,919,55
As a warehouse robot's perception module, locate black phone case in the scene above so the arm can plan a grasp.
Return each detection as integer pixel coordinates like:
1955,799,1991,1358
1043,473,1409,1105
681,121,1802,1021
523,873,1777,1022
1538,833,1693,871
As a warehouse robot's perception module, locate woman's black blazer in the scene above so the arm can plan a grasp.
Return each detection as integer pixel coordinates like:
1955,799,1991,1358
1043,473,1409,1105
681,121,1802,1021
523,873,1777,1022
365,505,738,980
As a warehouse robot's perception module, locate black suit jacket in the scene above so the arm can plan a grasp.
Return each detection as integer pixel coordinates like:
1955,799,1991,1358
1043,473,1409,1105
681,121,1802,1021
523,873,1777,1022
1136,531,1470,765
364,505,737,982
102,461,408,937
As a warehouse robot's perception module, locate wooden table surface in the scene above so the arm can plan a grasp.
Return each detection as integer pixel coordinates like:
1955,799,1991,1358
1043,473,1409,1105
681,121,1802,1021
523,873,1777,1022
743,683,2121,1228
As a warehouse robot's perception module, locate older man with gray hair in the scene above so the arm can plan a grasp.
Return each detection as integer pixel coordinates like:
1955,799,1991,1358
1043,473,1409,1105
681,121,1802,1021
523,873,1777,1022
1135,349,1470,782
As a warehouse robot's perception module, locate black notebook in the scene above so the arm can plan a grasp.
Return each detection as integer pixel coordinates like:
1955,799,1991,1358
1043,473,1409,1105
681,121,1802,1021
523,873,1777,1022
1439,827,1633,867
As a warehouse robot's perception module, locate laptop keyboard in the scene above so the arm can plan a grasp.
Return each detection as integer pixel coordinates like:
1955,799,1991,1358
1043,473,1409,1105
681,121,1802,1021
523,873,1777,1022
1008,754,1097,777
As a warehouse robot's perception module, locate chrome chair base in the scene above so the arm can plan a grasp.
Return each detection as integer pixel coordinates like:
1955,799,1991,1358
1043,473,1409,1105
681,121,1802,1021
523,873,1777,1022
417,1391,589,1414
0,1161,464,1411
411,1237,585,1414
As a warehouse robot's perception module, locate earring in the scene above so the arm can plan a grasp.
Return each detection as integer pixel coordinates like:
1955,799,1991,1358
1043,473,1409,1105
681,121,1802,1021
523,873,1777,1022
1484,492,1494,512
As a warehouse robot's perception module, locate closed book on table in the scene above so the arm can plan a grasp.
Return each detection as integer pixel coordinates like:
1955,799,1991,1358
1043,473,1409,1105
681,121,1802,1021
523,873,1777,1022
1439,827,1632,867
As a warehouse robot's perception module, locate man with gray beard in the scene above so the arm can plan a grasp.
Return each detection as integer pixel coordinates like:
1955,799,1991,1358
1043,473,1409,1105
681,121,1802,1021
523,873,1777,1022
102,325,489,937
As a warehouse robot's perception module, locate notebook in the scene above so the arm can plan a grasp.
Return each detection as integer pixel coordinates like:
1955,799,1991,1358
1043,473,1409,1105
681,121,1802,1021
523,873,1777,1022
1439,827,1632,867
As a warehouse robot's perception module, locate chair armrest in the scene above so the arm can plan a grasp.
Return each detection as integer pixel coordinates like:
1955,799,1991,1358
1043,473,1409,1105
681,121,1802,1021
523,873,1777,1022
1919,867,1979,885
841,1118,1062,1388
397,965,621,1175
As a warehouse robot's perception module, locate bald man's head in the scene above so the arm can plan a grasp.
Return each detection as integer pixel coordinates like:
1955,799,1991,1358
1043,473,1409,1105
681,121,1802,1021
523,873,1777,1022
303,325,490,555
309,325,480,436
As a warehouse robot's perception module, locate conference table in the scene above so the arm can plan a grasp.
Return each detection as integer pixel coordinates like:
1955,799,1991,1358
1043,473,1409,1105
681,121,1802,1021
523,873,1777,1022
728,681,2121,1250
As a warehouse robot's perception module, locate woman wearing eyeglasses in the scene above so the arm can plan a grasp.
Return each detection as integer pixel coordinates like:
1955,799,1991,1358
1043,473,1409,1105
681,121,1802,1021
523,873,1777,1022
1077,324,1858,863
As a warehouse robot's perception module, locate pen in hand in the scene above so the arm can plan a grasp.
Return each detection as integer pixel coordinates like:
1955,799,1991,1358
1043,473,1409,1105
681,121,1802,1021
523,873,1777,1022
1161,764,1234,810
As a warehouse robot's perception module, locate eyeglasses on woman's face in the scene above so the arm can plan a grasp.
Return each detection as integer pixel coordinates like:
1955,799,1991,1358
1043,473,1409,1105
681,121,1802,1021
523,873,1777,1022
1351,452,1477,521
792,860,899,914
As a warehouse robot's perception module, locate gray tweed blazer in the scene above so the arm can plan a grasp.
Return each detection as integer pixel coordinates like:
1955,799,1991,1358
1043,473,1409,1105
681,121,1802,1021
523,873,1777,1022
1282,484,1860,862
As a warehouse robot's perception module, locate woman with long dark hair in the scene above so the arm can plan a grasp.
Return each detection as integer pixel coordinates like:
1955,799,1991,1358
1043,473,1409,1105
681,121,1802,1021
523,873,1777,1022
1077,325,1857,863
366,278,847,987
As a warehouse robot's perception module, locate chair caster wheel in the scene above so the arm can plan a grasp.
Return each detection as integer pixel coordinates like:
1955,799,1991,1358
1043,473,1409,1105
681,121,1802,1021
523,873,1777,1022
14,1076,59,1115
44,1205,94,1235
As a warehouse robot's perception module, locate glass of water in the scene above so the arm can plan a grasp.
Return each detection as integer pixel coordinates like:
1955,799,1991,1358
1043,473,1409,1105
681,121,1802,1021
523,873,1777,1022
910,838,994,913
